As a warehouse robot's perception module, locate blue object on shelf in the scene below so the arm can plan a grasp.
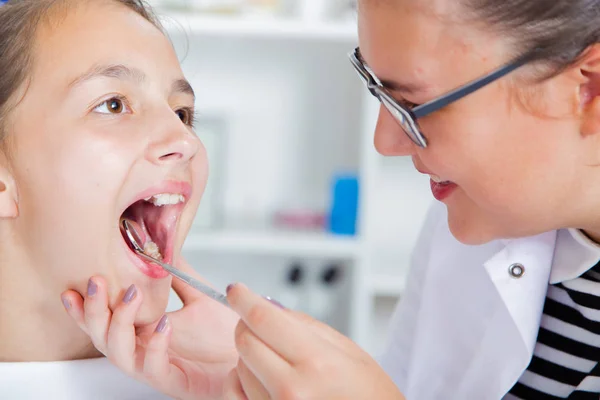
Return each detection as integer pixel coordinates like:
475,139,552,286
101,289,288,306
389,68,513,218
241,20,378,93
328,174,359,236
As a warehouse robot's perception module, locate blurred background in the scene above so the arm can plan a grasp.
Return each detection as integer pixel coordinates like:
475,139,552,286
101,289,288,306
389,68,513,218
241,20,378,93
149,0,433,357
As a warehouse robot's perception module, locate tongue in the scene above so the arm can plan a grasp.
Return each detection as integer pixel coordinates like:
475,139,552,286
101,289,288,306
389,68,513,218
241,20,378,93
122,218,148,249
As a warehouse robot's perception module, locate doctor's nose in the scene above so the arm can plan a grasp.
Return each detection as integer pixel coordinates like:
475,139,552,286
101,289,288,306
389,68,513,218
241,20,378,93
146,117,200,166
373,105,418,157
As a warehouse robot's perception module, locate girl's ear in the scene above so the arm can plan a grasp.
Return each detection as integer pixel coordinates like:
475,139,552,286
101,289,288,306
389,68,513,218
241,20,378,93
0,156,18,219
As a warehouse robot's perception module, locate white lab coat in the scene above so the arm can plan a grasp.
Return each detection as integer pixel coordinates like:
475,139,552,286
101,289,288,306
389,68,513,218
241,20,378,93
378,201,600,399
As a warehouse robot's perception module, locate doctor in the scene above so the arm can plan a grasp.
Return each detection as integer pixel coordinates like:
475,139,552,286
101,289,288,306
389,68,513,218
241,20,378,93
63,0,600,398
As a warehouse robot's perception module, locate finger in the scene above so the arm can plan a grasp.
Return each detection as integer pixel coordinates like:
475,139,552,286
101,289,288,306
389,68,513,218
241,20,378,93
83,277,112,354
105,284,143,375
170,258,206,304
61,290,89,335
236,359,271,400
227,283,320,363
290,311,352,351
235,320,292,392
142,315,187,393
223,368,248,400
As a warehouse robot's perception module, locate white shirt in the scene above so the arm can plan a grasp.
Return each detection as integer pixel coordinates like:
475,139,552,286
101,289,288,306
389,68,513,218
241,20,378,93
378,202,600,400
0,357,172,399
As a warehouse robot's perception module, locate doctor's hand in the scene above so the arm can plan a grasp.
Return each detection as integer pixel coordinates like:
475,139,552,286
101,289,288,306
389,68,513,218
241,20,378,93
60,258,238,400
224,283,405,400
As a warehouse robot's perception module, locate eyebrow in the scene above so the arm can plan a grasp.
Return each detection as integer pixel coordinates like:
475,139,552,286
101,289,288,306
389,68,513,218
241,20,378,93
68,64,195,99
357,50,425,95
377,78,424,95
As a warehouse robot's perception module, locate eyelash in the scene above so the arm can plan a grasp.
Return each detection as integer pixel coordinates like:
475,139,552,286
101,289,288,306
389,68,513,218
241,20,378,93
401,100,419,109
175,106,198,128
93,96,197,128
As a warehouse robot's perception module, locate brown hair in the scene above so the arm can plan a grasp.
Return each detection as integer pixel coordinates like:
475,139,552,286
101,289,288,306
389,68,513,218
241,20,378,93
0,0,161,144
465,0,600,78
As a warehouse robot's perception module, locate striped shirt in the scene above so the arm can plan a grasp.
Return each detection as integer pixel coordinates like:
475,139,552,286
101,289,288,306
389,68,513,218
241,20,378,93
506,260,600,399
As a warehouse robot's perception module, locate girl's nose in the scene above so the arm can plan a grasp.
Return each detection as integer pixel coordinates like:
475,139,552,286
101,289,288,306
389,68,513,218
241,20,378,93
145,117,199,166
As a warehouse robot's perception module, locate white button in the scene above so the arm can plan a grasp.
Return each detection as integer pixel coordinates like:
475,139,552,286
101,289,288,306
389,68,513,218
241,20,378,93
509,263,525,278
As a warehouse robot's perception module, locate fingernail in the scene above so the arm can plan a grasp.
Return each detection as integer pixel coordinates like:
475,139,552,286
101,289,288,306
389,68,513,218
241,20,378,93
226,283,237,294
264,296,285,309
123,284,137,304
87,279,97,297
61,296,70,310
155,315,168,333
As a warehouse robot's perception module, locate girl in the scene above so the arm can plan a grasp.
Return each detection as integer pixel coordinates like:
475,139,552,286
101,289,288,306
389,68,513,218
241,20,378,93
67,0,600,399
0,0,238,398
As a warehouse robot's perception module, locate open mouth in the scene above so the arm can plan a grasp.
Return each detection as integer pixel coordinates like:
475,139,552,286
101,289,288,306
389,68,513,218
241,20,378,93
120,193,187,279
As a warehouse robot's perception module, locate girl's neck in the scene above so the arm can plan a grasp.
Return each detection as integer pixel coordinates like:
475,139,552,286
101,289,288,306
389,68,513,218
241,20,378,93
0,259,102,362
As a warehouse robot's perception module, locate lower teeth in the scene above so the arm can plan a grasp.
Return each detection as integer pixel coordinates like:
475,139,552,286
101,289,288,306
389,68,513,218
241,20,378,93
143,241,163,260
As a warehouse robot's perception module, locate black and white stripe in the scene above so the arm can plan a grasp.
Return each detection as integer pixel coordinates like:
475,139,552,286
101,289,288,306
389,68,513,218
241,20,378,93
506,262,600,399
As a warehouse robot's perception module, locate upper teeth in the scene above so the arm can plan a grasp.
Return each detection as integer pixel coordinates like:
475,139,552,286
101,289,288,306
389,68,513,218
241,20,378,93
144,193,185,206
430,175,451,183
430,175,443,183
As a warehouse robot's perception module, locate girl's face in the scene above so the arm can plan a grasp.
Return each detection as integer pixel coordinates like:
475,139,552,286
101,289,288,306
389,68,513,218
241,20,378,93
3,1,206,322
358,0,600,244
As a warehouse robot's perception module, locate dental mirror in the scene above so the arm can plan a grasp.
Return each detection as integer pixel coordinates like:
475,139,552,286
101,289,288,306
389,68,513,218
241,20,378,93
120,219,145,253
119,219,230,308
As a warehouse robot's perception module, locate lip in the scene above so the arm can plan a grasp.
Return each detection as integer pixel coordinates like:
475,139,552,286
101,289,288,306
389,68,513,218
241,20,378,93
414,165,434,176
430,179,458,201
122,240,170,279
413,165,458,201
119,180,193,217
119,180,192,279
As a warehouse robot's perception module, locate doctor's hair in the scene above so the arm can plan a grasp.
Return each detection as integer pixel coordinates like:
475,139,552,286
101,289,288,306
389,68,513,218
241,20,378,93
0,0,160,148
465,0,600,79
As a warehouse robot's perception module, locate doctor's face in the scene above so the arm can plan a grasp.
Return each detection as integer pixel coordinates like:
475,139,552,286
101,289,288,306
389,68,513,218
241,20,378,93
358,0,593,245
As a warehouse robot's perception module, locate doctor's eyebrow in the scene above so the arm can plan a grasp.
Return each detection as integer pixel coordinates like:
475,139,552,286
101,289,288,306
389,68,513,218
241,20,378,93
357,49,426,95
68,64,195,99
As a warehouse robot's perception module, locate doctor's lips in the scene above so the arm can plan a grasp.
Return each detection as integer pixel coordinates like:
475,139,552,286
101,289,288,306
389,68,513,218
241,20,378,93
119,181,192,279
415,166,453,185
415,168,458,201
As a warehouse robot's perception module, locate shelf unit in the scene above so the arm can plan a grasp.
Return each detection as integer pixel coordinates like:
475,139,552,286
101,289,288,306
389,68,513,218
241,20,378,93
184,230,361,258
160,12,357,41
159,9,433,356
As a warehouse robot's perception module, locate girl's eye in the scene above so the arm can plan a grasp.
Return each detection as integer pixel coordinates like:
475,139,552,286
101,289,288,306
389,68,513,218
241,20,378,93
94,97,129,115
175,107,195,127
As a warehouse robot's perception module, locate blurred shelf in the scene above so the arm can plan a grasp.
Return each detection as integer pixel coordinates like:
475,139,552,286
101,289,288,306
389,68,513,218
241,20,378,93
183,229,362,258
160,12,358,42
370,274,406,297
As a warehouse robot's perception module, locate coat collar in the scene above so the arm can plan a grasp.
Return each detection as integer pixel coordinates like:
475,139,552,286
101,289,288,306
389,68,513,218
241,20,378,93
550,228,600,284
484,231,556,355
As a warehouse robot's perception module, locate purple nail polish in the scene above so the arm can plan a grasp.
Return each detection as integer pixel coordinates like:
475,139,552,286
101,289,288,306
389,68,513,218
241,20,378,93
123,284,137,304
61,296,70,310
264,296,285,309
87,279,97,297
155,315,168,333
226,283,237,294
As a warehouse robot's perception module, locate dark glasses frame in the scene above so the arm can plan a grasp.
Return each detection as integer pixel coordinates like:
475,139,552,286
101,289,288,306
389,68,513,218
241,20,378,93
348,47,540,148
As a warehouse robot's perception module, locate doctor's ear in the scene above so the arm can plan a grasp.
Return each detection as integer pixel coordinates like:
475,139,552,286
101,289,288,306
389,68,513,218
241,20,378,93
0,153,18,219
577,45,600,137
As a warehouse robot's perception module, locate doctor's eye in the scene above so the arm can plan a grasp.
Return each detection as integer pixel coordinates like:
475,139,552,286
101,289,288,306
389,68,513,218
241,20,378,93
93,96,131,115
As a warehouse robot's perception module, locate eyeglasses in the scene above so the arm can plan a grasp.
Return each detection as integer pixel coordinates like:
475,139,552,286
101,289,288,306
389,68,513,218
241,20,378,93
348,47,540,148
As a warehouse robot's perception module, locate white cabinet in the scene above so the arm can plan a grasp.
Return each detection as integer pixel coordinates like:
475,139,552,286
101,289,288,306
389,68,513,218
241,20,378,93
160,8,432,356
